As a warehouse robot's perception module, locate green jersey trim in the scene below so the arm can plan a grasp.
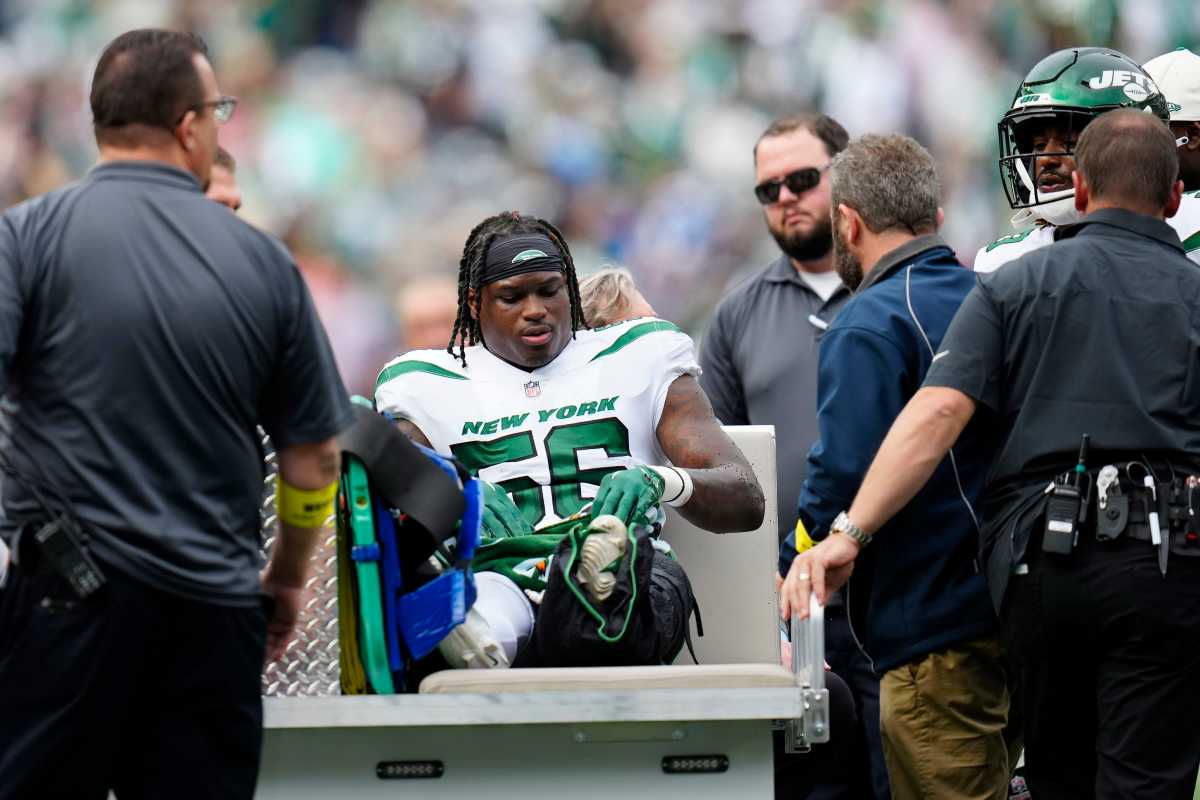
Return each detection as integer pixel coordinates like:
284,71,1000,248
589,320,683,362
590,315,655,334
1181,230,1200,253
984,229,1034,253
376,360,468,390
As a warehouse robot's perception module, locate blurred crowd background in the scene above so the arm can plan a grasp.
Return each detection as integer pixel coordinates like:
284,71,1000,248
0,0,1197,393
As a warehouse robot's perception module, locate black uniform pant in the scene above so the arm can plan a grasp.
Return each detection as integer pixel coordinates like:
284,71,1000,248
774,669,871,799
826,604,889,800
0,550,268,800
1002,533,1200,799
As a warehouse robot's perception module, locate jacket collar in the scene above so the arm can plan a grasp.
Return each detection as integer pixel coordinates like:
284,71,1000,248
857,234,952,294
1054,207,1184,252
87,160,203,192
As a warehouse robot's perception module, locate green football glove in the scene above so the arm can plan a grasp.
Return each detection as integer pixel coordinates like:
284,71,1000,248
592,465,665,527
480,481,533,540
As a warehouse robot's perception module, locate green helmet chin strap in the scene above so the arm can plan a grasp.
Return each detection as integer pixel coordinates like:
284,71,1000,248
998,47,1171,214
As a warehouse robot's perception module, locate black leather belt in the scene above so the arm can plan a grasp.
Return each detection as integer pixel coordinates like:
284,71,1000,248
1121,520,1200,555
1101,475,1200,557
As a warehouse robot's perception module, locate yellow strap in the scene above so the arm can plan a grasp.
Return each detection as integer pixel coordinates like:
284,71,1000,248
276,476,337,528
794,518,816,554
337,512,367,694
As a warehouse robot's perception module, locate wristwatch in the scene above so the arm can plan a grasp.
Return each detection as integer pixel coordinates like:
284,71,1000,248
831,511,872,549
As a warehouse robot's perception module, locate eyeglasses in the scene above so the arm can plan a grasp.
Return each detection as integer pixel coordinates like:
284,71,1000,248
180,95,238,125
754,165,829,204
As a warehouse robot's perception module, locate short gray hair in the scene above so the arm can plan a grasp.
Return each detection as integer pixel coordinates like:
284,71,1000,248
830,134,940,234
579,267,639,328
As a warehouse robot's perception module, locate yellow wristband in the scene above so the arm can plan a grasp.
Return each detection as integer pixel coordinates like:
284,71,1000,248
276,475,338,528
794,518,816,554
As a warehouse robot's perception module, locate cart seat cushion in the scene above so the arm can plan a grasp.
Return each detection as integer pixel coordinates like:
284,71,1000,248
418,663,795,694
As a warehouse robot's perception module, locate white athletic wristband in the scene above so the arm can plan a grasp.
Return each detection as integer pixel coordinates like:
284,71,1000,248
649,465,694,507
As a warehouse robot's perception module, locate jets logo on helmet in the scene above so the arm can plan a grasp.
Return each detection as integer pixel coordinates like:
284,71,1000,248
998,47,1170,216
1085,70,1159,94
1014,93,1051,107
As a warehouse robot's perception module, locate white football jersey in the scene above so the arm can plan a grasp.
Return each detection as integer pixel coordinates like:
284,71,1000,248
973,224,1056,273
976,196,1200,272
375,318,701,528
1168,190,1200,265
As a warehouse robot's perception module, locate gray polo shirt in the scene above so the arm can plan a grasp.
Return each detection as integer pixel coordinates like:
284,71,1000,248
699,255,850,542
0,161,353,605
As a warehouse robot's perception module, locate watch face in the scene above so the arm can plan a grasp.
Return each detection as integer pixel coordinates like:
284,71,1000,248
833,512,867,546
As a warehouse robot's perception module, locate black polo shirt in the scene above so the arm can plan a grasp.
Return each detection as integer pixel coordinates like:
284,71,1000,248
925,208,1200,567
0,161,353,605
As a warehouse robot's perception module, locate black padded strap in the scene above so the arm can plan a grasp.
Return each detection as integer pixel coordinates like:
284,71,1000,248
684,599,703,665
337,405,464,542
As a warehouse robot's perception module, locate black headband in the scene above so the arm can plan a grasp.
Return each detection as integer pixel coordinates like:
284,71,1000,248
481,233,566,285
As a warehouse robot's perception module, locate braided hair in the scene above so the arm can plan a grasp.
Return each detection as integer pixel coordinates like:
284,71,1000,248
447,212,586,367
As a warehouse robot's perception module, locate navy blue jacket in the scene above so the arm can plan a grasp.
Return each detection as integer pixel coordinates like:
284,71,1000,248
779,236,996,672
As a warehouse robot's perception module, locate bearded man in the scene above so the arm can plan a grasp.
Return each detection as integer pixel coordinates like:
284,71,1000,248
699,113,892,799
700,113,851,547
778,134,1019,800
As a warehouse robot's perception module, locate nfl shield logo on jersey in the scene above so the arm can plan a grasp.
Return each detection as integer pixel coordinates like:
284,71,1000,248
524,380,541,398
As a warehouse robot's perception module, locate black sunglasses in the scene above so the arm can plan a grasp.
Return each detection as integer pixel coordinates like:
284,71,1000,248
754,165,830,204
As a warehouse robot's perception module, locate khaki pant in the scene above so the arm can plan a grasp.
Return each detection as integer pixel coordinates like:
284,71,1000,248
879,634,1021,800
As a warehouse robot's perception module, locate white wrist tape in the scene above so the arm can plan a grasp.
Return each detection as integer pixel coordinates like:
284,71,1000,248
649,465,694,507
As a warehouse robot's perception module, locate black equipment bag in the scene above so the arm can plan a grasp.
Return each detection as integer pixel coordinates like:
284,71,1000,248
513,522,701,667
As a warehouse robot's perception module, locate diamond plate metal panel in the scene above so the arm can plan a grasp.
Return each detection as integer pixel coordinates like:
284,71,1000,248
259,431,342,697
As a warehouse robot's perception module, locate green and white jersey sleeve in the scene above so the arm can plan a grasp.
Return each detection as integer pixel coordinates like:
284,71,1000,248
374,348,472,440
973,224,1055,273
1168,191,1200,265
374,318,700,528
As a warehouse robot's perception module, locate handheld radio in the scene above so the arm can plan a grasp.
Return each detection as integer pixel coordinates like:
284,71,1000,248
1043,434,1089,555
